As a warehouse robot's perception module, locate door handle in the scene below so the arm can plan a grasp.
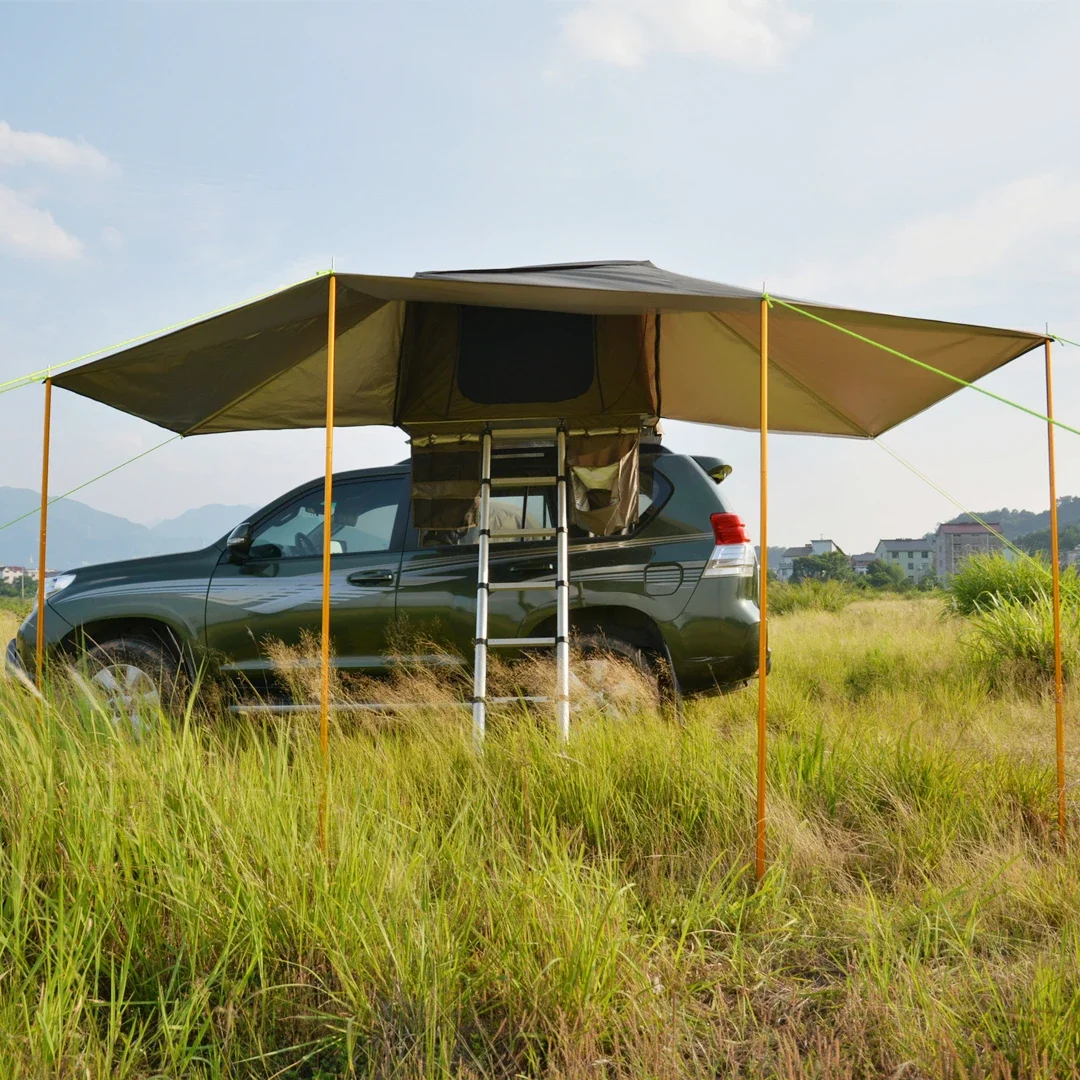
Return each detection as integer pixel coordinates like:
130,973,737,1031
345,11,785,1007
347,570,396,586
506,561,555,576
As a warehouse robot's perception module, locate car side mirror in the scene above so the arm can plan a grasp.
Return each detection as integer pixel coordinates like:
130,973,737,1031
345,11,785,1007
226,522,253,554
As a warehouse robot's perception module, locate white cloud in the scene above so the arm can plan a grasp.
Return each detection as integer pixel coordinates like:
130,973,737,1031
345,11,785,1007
0,121,115,260
785,174,1080,300
0,183,84,260
0,120,114,173
559,0,810,69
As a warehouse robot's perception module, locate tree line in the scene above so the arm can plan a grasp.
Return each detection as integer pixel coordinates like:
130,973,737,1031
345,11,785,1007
783,551,936,591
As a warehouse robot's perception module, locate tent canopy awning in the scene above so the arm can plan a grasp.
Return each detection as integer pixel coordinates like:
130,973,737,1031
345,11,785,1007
52,260,1046,438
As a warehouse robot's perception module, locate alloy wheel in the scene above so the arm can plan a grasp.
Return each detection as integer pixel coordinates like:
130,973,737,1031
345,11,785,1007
90,663,162,732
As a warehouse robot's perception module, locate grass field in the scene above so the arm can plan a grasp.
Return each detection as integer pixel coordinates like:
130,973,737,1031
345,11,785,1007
0,604,23,645
1,597,1078,1078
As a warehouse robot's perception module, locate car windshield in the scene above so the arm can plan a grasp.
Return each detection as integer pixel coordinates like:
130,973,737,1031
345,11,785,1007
251,479,401,558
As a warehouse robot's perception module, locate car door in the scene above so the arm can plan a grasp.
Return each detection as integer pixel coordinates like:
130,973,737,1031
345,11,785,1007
205,474,407,686
568,464,682,614
395,483,569,663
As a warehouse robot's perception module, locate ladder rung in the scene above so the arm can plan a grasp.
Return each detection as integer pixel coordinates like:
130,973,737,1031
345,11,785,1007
490,527,557,538
489,695,550,704
490,475,558,487
489,427,560,439
229,701,471,714
487,636,557,648
488,579,557,592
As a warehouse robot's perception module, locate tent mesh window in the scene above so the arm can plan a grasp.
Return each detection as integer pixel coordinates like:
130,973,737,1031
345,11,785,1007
567,432,641,535
410,442,482,531
457,307,595,405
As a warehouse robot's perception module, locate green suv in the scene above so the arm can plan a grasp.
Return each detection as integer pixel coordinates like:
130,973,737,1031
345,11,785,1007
7,444,761,710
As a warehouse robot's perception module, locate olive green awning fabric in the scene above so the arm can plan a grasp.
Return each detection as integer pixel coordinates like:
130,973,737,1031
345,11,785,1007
52,261,1046,438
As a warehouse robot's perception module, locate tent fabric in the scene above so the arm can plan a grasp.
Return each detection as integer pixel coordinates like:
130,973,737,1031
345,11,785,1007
52,261,1046,439
394,302,656,431
567,432,641,535
409,441,481,531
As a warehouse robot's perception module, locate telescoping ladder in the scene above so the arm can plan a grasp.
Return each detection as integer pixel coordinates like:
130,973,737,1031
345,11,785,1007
472,427,570,745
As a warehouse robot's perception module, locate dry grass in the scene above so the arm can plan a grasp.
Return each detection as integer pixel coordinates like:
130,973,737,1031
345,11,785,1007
261,625,661,731
768,577,860,614
0,606,21,645
1,597,1078,1078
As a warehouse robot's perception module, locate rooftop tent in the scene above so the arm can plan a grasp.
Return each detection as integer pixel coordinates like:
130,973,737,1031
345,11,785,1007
394,302,656,431
51,261,1046,438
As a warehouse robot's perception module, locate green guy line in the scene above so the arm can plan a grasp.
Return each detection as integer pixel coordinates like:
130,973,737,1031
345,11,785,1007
0,436,180,535
1052,333,1080,350
874,438,1038,568
0,271,327,398
767,295,1080,440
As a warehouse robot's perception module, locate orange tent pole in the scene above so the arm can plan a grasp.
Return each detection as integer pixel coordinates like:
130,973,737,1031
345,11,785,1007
319,274,337,851
35,378,53,690
756,298,769,882
1044,338,1067,848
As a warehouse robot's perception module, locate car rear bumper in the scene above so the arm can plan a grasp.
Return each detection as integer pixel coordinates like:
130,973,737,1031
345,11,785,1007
661,576,762,695
681,639,763,696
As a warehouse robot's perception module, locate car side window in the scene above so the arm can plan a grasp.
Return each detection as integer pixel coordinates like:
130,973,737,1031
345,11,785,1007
411,460,672,549
487,488,553,541
417,486,552,549
249,478,403,559
567,466,671,541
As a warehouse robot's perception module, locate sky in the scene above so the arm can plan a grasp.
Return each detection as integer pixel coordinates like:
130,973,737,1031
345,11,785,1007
1,0,1079,553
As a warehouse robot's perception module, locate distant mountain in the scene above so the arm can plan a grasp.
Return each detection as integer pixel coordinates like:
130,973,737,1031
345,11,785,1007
0,488,256,570
148,504,257,551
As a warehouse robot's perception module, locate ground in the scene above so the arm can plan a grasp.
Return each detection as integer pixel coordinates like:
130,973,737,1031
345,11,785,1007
0,597,1077,1078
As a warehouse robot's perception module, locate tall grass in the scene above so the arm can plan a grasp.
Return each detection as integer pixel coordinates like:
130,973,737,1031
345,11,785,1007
768,577,857,615
948,552,1079,616
950,554,1080,688
961,593,1080,689
0,599,1078,1077
0,608,19,643
0,598,28,628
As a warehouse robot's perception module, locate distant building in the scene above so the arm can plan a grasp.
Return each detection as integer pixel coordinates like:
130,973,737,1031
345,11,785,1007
851,552,878,576
875,538,936,582
1062,547,1080,569
777,539,844,581
777,545,810,581
0,567,53,586
934,522,1004,582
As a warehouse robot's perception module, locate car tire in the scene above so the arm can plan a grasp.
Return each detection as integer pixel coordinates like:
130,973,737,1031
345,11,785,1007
80,635,185,731
572,632,681,719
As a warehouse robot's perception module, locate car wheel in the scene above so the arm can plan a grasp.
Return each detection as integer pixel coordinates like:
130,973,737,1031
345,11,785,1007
572,633,665,715
81,636,184,733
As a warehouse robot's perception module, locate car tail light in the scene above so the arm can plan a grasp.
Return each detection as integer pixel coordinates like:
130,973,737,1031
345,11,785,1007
710,513,750,545
704,513,755,579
